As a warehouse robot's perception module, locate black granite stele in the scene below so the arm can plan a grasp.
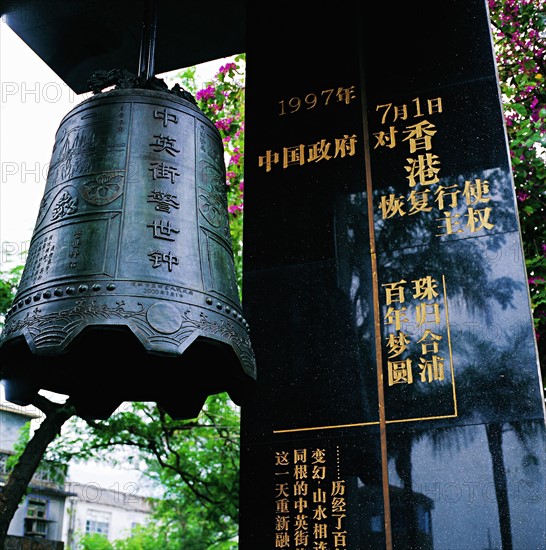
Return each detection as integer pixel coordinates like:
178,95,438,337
240,1,546,549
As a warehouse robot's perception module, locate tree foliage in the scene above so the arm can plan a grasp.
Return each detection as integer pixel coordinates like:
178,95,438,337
51,396,241,550
0,265,23,326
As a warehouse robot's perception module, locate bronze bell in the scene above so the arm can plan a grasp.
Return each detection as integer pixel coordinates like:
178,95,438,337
0,87,256,419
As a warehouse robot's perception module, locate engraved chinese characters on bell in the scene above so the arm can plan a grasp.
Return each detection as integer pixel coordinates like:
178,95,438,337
0,89,256,419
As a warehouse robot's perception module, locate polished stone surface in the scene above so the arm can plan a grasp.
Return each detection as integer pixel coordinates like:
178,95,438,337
240,1,545,548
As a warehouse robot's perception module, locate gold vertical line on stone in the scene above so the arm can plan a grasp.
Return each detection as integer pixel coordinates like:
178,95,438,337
443,274,458,417
357,12,392,550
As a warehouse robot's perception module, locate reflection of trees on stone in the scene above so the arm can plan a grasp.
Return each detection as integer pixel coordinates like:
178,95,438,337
373,168,519,256
374,176,522,326
385,327,543,550
369,170,535,548
335,190,385,497
386,380,455,549
338,162,540,547
454,325,545,550
335,191,380,421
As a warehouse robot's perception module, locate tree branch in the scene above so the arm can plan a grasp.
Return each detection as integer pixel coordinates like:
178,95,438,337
0,396,76,546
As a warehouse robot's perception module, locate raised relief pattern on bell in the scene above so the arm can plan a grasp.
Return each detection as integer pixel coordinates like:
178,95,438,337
0,88,256,419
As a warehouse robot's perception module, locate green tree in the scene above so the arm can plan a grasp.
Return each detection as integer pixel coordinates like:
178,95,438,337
53,396,241,549
80,533,114,550
111,524,170,550
0,265,23,326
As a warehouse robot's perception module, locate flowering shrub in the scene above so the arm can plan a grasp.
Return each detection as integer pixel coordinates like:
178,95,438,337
175,56,246,293
489,1,546,380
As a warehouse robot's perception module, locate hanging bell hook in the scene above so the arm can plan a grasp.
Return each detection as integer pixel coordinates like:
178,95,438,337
138,0,158,81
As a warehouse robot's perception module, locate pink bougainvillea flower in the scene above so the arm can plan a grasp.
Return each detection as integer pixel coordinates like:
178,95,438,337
228,204,243,214
219,62,237,75
196,85,215,101
215,118,234,131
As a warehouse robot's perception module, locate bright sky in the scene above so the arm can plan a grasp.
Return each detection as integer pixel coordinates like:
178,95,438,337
0,22,76,271
0,20,233,494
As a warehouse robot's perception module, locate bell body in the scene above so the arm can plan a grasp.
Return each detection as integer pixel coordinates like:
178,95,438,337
0,88,256,418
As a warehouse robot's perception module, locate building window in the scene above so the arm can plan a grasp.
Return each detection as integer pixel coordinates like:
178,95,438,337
417,505,432,534
24,498,48,538
85,510,111,537
370,515,383,532
0,452,10,474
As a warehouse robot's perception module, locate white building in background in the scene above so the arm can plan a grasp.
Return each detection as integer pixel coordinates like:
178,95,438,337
0,402,71,545
0,396,155,549
62,481,153,549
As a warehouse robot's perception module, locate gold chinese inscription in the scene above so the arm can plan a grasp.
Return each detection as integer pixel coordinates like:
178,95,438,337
258,83,359,173
278,85,357,116
274,447,348,549
258,134,358,173
374,97,495,238
382,274,454,390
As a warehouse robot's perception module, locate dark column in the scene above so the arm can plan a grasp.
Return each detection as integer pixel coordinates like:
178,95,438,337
240,2,546,549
